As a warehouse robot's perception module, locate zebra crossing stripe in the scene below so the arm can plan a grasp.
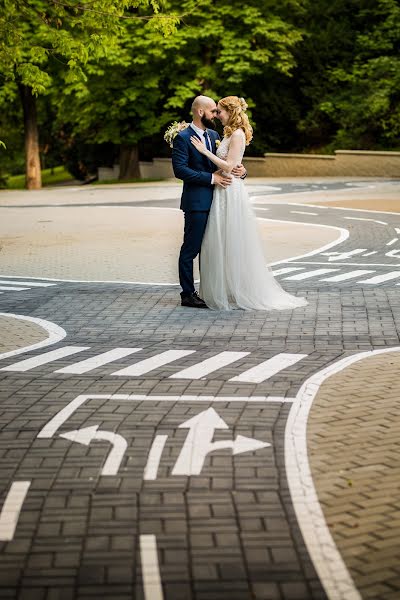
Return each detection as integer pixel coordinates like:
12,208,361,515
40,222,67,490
283,268,340,281
54,348,142,374
0,280,56,287
0,285,30,291
170,351,250,380
358,271,400,284
112,350,196,377
272,267,304,276
230,353,307,384
0,346,89,372
320,270,375,282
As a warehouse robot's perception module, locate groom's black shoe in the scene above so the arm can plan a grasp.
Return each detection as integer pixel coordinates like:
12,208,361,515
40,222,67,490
181,291,208,309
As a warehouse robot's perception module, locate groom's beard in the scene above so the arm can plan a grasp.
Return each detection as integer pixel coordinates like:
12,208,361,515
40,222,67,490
201,115,216,129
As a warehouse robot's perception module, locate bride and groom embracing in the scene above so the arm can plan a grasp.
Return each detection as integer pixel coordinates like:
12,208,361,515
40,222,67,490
172,94,307,311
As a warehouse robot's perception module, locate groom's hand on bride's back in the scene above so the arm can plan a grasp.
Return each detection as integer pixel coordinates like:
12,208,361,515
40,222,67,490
214,172,233,189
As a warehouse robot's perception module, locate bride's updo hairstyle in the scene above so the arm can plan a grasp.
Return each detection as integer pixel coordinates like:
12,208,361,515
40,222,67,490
219,96,253,145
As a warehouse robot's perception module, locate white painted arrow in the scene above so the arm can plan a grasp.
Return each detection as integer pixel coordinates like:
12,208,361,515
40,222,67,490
171,408,270,476
60,425,127,476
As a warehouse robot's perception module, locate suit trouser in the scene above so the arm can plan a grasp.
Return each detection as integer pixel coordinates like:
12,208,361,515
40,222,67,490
179,210,210,296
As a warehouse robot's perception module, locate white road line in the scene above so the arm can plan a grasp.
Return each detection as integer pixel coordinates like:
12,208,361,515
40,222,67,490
361,251,378,256
1,346,89,372
272,267,305,276
290,211,319,216
283,268,339,281
230,353,307,384
0,280,56,287
320,270,375,282
285,347,400,600
0,285,30,291
386,238,398,246
343,216,388,225
358,271,400,284
0,481,31,541
280,261,400,267
38,393,294,439
396,228,400,234
54,348,142,374
140,534,164,600
169,351,250,380
0,313,67,361
144,435,169,480
112,350,195,377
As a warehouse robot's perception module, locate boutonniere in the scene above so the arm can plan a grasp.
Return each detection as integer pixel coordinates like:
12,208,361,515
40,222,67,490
164,121,190,148
216,140,221,148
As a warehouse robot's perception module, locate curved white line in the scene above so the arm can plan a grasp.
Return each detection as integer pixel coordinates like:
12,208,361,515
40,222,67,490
0,313,66,360
285,346,400,600
256,218,349,266
289,202,400,218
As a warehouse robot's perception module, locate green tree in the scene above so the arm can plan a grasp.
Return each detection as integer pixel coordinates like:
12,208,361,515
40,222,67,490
0,0,178,188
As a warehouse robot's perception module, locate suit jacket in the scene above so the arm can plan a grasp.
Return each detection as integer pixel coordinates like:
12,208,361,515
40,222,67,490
172,125,220,212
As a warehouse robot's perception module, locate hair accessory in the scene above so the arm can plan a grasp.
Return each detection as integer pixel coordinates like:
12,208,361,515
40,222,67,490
239,97,248,111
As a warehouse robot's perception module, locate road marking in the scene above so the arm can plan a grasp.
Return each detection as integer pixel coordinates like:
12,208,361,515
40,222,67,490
321,249,367,261
343,216,388,225
172,408,270,476
387,238,398,246
0,313,67,361
1,346,89,372
358,271,400,284
283,268,339,280
169,351,250,379
361,251,378,256
396,228,400,234
290,211,319,216
0,481,31,541
112,350,195,377
0,285,30,291
60,426,127,476
144,435,169,480
54,348,142,374
230,353,307,383
0,279,56,287
386,249,400,258
285,348,400,600
320,270,375,282
38,394,294,439
140,534,164,600
272,267,305,276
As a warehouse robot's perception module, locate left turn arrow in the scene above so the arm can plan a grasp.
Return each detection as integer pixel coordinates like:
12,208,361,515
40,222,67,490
60,425,127,476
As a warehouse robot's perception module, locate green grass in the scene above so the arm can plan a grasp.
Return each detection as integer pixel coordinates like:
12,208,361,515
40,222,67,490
4,166,74,189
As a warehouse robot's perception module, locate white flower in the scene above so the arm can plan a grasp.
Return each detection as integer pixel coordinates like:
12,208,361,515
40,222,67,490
215,139,221,148
164,121,190,148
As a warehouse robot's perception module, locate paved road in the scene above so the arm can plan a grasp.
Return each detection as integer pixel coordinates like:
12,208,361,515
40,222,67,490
0,180,399,600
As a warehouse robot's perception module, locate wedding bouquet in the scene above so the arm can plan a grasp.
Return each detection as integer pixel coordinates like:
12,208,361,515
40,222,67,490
164,121,189,148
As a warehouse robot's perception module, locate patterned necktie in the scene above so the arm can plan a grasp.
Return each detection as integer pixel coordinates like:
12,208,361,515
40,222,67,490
204,130,212,152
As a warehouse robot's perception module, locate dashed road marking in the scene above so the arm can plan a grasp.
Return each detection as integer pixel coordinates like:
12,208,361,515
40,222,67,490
283,268,339,280
320,270,375,282
0,279,56,287
140,534,164,600
0,285,30,291
0,481,31,541
112,349,195,377
144,435,169,481
229,353,307,384
1,346,89,372
169,351,250,380
358,271,400,284
55,347,142,374
272,267,305,276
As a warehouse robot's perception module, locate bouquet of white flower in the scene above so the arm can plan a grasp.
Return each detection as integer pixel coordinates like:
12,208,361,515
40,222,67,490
164,121,190,148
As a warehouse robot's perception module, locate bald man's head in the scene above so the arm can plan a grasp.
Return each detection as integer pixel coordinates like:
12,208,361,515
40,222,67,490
191,95,217,129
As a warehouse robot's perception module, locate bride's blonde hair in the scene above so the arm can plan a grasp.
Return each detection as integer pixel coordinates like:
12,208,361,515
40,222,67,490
218,96,253,145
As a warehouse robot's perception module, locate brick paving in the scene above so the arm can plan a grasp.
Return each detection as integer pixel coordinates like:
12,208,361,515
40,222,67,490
0,179,399,600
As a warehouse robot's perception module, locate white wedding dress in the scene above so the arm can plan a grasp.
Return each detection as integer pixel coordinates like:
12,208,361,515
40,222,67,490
199,131,308,311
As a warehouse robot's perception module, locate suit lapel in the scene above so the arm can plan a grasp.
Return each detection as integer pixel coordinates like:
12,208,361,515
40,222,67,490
189,125,214,171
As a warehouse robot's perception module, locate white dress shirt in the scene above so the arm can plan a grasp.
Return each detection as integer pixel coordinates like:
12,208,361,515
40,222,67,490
190,122,215,185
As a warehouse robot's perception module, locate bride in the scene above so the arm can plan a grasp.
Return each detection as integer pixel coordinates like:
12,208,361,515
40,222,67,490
190,95,308,311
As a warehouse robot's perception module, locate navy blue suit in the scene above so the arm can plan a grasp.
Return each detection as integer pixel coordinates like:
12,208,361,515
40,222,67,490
172,125,220,295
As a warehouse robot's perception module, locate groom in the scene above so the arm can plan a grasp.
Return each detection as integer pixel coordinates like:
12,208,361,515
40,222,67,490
172,95,247,308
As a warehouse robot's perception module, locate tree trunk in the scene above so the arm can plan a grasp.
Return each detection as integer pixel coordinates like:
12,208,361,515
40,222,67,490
18,84,42,190
119,143,141,180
